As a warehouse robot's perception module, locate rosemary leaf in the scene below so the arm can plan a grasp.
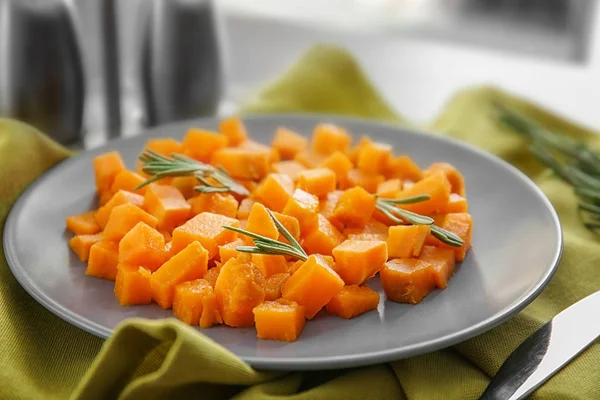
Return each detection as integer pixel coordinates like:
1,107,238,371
266,209,307,257
378,194,431,205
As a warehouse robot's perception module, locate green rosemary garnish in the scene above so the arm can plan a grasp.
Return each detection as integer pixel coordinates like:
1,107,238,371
135,150,249,196
224,209,309,261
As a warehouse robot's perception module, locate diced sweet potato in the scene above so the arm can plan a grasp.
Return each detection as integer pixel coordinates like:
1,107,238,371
296,168,336,198
376,179,403,198
344,220,389,237
237,198,256,220
424,162,465,196
204,263,222,289
66,211,100,235
172,176,199,199
253,174,295,212
68,233,103,262
114,264,152,306
319,190,344,231
282,189,320,235
311,124,352,155
93,151,126,195
110,170,147,195
144,138,183,156
384,155,423,181
348,136,372,164
332,187,376,228
387,225,431,259
118,222,166,272
103,203,158,241
332,240,388,285
219,116,248,146
264,272,290,301
244,202,279,244
396,171,451,215
182,128,228,162
239,140,281,164
357,142,392,175
95,190,145,229
86,240,120,280
302,214,345,256
425,213,473,261
326,285,380,319
219,238,245,263
418,245,456,289
214,258,266,327
342,169,384,193
282,254,344,319
320,151,353,186
211,147,270,181
151,241,209,309
294,150,327,169
173,279,223,328
171,212,239,258
188,192,239,218
252,254,288,278
143,183,191,232
381,258,435,304
272,127,308,160
253,299,306,342
272,160,307,182
99,191,114,206
440,193,468,213
272,212,301,243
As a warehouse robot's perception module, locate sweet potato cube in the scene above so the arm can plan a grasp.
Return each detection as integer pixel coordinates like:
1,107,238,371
145,138,183,156
387,225,431,259
215,258,266,327
211,147,270,181
93,151,126,194
441,193,468,213
253,174,295,212
384,155,423,181
297,168,336,198
68,233,103,262
264,272,290,301
282,254,344,319
377,179,403,198
110,170,147,195
272,212,301,243
182,128,228,162
272,160,307,182
173,279,223,328
311,123,352,155
151,241,209,309
244,203,279,244
143,183,191,232
253,299,306,342
114,264,152,306
218,238,245,263
252,254,288,278
425,213,473,261
357,142,392,175
119,222,166,272
418,245,456,289
381,258,435,304
333,187,376,228
86,240,120,280
237,198,255,220
302,214,345,256
219,116,248,146
294,150,327,169
326,285,380,319
66,211,100,235
204,263,222,288
188,192,239,218
272,127,308,160
319,190,344,231
95,190,144,229
424,162,465,196
332,240,388,285
282,189,319,235
239,139,281,164
320,151,353,186
396,171,451,215
348,136,372,164
343,169,384,193
344,220,389,238
171,212,239,258
171,176,199,199
103,203,158,241
99,191,114,206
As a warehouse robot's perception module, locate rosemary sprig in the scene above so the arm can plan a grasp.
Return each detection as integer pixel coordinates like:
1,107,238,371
135,150,249,196
223,209,309,261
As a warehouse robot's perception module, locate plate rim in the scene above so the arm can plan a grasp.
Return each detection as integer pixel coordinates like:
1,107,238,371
3,113,563,370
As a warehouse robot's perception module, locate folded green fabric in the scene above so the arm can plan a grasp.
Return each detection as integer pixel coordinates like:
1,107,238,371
2,44,600,400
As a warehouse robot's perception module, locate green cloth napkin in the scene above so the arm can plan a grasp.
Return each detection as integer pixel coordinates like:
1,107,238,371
2,44,600,400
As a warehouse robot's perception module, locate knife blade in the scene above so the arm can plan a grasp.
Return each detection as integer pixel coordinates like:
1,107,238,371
479,290,600,400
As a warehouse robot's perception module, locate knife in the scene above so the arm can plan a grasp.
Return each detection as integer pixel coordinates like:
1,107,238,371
479,290,600,400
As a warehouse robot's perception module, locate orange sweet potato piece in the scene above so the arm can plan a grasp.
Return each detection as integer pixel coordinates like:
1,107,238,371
396,171,451,215
171,212,239,258
282,189,320,235
332,187,376,228
68,233,103,262
95,190,144,229
424,162,465,196
145,138,183,156
384,155,423,181
357,142,393,175
143,183,191,232
182,128,228,162
282,254,344,319
326,285,380,319
211,147,270,181
387,225,431,259
342,169,384,193
418,245,456,289
172,176,199,199
253,174,295,212
320,151,353,186
173,279,223,328
296,168,336,198
214,258,266,327
344,220,389,238
425,213,473,261
114,264,152,306
381,258,435,304
253,299,306,342
188,192,239,218
93,151,126,195
244,202,279,243
103,203,158,241
272,211,301,243
86,240,120,280
237,198,256,220
66,211,100,235
219,238,245,264
272,160,307,181
204,263,223,288
348,136,372,164
376,179,403,198
264,272,290,301
440,193,468,213
219,115,248,146
332,240,388,285
118,222,166,272
151,241,209,309
160,230,172,243
319,190,344,231
110,170,147,195
311,124,352,155
294,150,327,169
272,127,308,160
239,139,281,164
99,191,114,206
252,254,288,278
302,214,345,256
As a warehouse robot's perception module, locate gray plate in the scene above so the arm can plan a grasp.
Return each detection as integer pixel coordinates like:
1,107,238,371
3,114,562,371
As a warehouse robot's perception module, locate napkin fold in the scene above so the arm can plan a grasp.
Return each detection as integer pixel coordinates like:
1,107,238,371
2,44,600,400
